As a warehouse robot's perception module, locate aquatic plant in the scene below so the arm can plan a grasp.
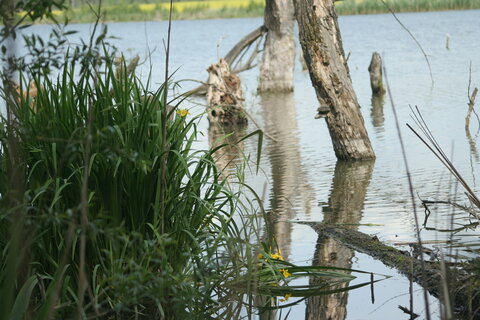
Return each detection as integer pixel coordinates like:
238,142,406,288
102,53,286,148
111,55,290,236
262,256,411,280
0,54,268,318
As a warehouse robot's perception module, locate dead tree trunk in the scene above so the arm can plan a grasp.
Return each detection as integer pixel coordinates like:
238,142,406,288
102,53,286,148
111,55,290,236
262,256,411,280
258,0,295,92
293,0,375,160
206,59,248,126
368,52,385,95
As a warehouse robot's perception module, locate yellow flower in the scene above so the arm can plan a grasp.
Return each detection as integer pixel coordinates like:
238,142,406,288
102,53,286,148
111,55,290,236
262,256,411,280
279,293,292,302
257,253,263,260
279,268,291,278
176,109,190,117
270,252,284,261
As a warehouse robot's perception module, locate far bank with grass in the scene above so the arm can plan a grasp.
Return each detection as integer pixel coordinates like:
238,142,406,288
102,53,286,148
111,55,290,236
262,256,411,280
43,0,480,23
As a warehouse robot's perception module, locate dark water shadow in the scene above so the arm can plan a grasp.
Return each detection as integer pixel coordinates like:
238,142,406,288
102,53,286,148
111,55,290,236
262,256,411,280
306,160,374,320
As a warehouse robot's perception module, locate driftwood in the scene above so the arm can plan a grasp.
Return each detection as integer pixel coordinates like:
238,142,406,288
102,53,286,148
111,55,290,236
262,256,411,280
304,222,480,318
183,26,266,97
368,52,385,95
206,59,247,127
224,26,266,67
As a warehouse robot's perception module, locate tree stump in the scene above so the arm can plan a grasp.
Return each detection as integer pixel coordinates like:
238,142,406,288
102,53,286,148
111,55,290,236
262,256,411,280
206,59,247,126
368,52,385,95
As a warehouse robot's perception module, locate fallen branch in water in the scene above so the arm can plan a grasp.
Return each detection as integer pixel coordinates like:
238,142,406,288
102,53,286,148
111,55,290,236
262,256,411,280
302,221,480,318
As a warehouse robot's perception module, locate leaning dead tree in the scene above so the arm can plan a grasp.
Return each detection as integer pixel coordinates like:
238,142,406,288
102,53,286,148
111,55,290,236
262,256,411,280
258,0,295,92
293,0,375,160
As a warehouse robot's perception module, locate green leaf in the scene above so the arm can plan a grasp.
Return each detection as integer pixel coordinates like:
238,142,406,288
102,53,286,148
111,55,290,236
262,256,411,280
9,276,38,320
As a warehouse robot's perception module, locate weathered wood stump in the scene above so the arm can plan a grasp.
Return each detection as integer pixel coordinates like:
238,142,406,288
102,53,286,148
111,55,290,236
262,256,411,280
206,59,248,126
368,52,385,95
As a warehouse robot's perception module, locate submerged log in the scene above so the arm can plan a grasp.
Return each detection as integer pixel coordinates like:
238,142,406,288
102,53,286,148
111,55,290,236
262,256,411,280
368,52,385,95
304,222,480,318
206,59,248,126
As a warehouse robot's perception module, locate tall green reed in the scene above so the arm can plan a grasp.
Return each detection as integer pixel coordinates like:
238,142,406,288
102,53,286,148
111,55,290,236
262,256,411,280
0,55,265,318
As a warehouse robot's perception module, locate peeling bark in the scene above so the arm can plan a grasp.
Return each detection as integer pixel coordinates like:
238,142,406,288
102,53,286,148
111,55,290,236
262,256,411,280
206,59,247,126
258,0,295,92
293,0,375,160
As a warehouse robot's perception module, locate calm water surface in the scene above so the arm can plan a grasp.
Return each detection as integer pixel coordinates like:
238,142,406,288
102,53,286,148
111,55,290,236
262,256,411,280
24,9,480,319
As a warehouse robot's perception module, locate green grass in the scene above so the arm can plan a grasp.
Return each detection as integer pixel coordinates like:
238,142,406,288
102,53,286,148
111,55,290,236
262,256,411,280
336,0,480,15
0,56,267,318
37,0,480,24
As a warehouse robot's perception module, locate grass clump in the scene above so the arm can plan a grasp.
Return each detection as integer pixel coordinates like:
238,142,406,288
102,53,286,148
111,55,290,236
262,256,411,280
0,55,265,318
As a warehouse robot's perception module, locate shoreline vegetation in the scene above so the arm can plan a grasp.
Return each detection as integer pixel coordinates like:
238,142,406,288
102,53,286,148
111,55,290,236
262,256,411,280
36,0,480,24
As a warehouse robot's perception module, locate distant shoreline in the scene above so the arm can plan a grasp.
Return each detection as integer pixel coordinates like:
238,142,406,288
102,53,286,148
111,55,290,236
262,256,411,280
34,0,480,24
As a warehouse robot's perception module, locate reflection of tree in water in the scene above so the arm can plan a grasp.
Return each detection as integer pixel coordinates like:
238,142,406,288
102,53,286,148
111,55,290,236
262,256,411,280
371,94,385,131
260,92,315,259
306,161,374,320
208,124,246,180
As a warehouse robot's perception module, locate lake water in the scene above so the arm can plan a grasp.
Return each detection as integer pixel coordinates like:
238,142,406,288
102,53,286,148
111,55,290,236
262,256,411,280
21,9,480,319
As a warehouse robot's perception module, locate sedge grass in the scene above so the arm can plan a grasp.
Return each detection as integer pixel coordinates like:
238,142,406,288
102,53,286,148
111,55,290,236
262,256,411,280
0,55,269,317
